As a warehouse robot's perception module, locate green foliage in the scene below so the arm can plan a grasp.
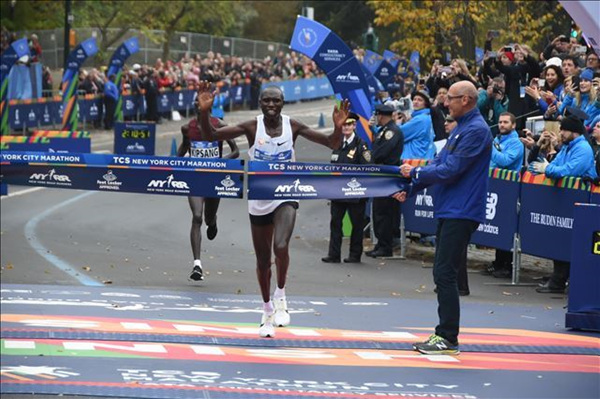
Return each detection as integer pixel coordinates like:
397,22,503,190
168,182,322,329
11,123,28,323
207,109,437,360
1,0,64,31
307,0,375,46
241,1,301,42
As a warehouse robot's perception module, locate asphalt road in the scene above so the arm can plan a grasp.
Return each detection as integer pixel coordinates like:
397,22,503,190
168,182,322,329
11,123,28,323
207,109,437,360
1,99,567,306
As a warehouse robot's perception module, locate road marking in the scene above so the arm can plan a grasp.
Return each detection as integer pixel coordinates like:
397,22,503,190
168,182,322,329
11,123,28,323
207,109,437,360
24,191,102,287
1,187,46,201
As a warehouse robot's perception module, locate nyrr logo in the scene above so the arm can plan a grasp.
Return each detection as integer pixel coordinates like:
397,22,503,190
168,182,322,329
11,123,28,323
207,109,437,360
147,174,190,194
29,169,72,186
97,170,122,191
342,178,367,196
335,73,360,83
126,142,146,153
274,179,317,198
298,27,318,48
486,192,498,220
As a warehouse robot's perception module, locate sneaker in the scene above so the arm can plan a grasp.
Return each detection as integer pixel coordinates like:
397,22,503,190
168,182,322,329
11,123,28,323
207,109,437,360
412,334,437,350
189,265,204,281
206,224,218,240
414,334,459,355
259,312,275,338
273,296,290,327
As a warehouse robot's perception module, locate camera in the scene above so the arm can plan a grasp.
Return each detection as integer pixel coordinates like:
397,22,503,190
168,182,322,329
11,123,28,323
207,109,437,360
492,85,504,96
488,30,501,39
503,46,513,53
419,78,425,85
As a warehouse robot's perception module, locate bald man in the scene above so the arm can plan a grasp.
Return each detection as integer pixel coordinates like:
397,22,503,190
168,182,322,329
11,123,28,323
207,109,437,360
197,81,349,338
394,81,492,355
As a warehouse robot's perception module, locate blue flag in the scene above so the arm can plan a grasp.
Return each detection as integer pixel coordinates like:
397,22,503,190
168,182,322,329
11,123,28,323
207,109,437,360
475,47,484,65
409,51,420,74
290,16,374,145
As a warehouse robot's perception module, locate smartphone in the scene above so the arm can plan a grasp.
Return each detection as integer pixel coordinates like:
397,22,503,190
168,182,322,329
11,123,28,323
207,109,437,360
538,79,545,88
419,78,425,85
488,51,497,58
489,30,501,39
571,76,580,91
503,46,513,53
574,45,587,54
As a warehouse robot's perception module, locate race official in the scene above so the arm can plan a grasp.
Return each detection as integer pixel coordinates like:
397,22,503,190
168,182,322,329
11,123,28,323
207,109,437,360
322,112,372,264
365,103,404,258
395,81,492,355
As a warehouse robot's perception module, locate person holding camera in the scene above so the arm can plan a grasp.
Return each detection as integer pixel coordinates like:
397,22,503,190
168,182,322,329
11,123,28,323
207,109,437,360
525,65,564,115
477,77,509,136
541,35,571,61
555,68,600,125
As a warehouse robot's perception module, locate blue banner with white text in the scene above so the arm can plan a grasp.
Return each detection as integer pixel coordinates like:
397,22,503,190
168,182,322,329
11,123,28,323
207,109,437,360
0,151,244,199
247,161,409,200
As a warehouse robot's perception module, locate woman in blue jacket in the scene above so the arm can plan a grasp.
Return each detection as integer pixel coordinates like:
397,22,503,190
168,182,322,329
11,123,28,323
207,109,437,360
399,90,436,160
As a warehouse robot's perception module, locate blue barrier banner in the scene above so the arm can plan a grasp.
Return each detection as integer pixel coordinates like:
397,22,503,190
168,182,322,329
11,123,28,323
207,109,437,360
519,171,592,262
122,94,145,117
374,57,396,87
158,91,173,113
567,204,600,314
401,186,437,235
248,161,408,200
78,96,102,122
470,169,520,250
401,165,521,247
409,51,420,75
1,135,90,153
591,185,600,204
114,122,156,155
0,151,244,198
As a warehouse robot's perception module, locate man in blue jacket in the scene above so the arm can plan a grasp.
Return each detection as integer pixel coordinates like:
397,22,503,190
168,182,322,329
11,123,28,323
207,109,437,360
532,115,597,294
394,81,492,355
484,112,525,278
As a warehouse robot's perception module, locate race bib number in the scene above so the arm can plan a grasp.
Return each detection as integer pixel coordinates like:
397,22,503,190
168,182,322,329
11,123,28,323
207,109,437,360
190,141,219,158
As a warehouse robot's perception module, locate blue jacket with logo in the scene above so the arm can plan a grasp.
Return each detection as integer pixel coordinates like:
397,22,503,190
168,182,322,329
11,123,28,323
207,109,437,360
410,107,492,223
490,130,524,171
399,108,436,160
544,135,597,179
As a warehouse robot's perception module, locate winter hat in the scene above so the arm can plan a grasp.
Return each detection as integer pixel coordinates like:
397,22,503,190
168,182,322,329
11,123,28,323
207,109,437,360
411,90,432,108
560,115,586,135
580,68,594,81
504,51,515,62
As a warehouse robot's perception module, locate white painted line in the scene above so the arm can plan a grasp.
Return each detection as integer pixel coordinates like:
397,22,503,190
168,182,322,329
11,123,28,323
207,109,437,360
1,186,45,200
4,340,36,349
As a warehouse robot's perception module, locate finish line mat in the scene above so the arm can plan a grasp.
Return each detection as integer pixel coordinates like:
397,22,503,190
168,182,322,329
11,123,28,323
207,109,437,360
1,284,599,399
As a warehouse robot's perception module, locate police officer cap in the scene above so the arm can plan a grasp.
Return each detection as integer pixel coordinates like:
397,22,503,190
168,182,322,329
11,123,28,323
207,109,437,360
375,103,395,115
345,112,360,124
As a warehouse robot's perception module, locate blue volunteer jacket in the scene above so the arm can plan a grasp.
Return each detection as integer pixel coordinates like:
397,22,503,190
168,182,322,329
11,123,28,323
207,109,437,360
558,93,600,126
399,108,436,160
490,130,524,171
410,107,492,223
545,135,597,179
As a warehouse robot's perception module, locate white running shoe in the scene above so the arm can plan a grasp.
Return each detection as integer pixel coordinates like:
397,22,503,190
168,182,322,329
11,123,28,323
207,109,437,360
259,312,275,338
273,296,290,327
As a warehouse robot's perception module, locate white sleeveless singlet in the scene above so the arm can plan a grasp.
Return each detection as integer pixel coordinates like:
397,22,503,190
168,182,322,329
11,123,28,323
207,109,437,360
248,114,297,216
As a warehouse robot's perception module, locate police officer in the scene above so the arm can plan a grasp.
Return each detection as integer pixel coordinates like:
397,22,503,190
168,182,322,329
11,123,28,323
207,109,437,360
322,112,372,264
365,103,404,258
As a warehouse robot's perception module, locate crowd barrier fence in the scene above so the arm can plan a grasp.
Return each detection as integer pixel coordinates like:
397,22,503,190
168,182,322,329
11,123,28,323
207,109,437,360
3,77,334,133
400,159,599,282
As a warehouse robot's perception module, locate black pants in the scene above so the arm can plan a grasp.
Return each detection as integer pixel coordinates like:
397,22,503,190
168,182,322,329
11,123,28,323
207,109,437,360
494,249,513,270
328,200,366,259
373,197,395,254
433,218,479,344
104,97,116,129
549,260,570,289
